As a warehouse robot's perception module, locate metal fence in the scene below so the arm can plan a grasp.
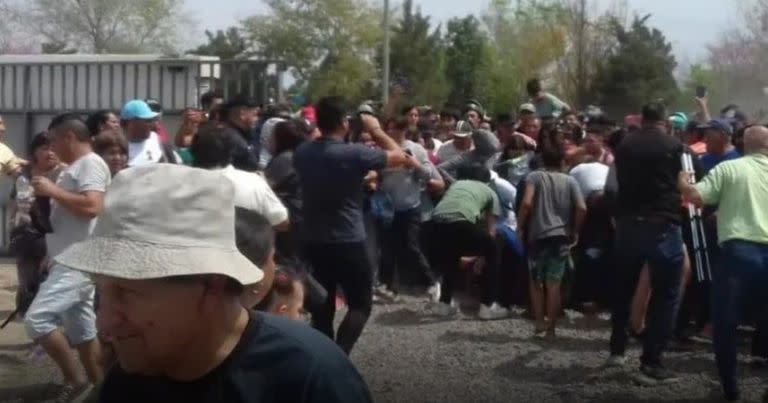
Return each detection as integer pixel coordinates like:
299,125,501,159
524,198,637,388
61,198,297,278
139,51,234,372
0,56,284,250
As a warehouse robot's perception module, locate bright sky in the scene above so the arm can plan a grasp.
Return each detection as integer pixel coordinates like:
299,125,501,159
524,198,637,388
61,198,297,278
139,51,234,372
185,0,736,61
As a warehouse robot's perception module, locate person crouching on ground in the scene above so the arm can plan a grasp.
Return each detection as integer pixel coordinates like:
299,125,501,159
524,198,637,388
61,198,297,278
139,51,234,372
56,164,372,402
423,163,508,320
517,137,586,339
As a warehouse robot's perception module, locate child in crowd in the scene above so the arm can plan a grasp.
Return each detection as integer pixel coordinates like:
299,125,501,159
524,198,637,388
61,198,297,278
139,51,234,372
517,138,587,339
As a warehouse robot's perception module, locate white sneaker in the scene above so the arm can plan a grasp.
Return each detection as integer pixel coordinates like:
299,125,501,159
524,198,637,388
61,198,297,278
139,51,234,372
427,282,441,303
604,355,627,368
432,301,458,318
478,302,509,320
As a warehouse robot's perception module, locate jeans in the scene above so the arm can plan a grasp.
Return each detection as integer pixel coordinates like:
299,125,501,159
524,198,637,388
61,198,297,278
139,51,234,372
380,208,437,291
610,218,684,366
305,242,373,355
711,240,768,392
423,220,500,306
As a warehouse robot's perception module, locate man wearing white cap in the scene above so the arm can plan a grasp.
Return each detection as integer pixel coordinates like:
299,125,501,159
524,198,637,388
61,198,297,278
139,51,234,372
57,164,372,402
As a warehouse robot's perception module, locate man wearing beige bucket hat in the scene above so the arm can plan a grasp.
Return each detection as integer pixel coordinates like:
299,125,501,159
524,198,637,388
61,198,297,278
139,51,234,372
57,164,371,402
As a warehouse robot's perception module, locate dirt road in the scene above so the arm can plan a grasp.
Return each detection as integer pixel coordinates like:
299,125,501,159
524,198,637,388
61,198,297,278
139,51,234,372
0,260,765,402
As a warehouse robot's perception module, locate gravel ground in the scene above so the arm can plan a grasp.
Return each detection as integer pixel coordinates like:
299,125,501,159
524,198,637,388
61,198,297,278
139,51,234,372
354,294,767,403
1,263,766,402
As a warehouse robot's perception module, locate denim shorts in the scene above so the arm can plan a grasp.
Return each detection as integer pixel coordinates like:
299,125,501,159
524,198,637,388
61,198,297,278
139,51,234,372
24,265,97,346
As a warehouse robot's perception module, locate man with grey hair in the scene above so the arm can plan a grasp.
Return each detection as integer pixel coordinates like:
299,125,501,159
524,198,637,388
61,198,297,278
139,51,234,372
26,113,110,401
678,125,768,402
57,164,372,402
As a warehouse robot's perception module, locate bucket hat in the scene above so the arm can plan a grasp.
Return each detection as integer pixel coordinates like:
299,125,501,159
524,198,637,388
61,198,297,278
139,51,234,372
56,164,263,285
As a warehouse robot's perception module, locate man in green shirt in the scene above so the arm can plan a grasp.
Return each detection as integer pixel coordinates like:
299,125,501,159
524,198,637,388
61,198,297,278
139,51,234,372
423,163,507,320
526,78,571,119
678,125,768,402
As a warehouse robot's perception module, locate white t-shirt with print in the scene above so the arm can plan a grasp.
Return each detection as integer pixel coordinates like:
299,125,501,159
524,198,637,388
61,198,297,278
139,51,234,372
221,165,288,226
128,132,164,167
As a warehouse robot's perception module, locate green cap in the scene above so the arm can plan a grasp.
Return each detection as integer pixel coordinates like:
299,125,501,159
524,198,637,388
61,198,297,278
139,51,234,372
668,112,688,131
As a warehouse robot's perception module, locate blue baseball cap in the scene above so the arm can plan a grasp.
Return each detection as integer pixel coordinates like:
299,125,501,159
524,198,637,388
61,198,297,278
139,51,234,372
121,99,159,121
697,118,733,136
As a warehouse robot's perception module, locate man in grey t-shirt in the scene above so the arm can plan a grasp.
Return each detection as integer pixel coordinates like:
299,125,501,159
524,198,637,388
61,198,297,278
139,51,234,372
379,117,444,299
27,114,110,401
518,143,586,339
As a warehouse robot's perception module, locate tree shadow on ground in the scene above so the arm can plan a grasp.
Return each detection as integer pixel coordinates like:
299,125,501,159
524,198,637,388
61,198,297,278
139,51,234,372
585,391,723,403
0,382,59,402
494,350,591,386
0,342,33,352
437,330,516,345
374,308,463,327
0,353,26,366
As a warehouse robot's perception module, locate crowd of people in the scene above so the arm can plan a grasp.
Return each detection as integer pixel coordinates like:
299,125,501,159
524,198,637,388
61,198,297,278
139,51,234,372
1,75,767,402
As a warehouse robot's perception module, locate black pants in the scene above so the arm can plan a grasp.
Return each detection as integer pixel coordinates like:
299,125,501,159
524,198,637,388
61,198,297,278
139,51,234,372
305,242,373,355
380,208,437,291
423,220,500,306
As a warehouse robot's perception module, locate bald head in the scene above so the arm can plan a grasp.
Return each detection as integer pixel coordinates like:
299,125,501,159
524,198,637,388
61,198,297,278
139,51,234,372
744,125,768,155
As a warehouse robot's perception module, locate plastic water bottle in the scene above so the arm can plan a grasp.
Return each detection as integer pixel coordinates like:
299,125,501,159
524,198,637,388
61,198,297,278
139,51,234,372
15,176,33,201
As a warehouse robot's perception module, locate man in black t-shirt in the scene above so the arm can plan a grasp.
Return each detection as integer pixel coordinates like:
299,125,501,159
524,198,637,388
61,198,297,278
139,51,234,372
607,102,686,385
294,96,411,354
55,164,371,403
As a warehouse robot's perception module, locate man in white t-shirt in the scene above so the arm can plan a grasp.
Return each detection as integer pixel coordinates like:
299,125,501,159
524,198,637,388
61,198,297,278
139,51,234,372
191,126,288,228
121,99,176,166
27,114,111,401
570,161,610,198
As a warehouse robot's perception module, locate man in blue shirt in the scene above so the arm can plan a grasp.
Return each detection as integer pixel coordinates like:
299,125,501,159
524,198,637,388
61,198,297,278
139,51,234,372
294,97,411,354
699,118,741,173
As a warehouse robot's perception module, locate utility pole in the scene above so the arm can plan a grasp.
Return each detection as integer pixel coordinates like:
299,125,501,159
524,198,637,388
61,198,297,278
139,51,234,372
382,0,391,103
575,0,587,110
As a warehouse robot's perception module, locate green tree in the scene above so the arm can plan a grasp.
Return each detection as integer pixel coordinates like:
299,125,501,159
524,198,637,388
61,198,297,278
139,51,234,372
188,28,248,59
481,0,569,114
22,0,187,53
444,16,491,109
676,64,727,115
382,0,448,107
243,0,382,102
590,15,678,117
554,0,621,109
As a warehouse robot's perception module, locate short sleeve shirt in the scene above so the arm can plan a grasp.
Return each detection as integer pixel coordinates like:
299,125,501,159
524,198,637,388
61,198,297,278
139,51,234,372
532,93,567,118
294,138,387,243
526,171,583,242
99,312,372,403
47,153,110,257
222,166,289,226
695,154,768,245
432,180,500,224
